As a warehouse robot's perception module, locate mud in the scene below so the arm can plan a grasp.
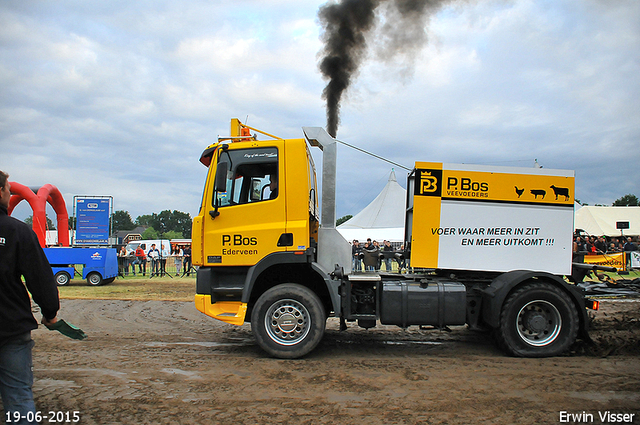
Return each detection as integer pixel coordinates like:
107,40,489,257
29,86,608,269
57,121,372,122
24,299,640,424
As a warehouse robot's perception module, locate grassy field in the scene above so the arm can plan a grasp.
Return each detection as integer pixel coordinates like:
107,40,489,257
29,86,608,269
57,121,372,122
592,269,640,281
58,275,196,301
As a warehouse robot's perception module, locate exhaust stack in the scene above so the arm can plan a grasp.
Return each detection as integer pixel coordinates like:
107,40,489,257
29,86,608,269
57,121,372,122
303,127,352,274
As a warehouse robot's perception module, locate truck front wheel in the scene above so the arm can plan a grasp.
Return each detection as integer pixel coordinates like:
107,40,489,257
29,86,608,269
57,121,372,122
55,271,71,286
496,282,578,357
251,284,326,359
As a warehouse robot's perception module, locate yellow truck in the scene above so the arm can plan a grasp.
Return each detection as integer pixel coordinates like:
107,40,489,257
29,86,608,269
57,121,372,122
193,119,599,358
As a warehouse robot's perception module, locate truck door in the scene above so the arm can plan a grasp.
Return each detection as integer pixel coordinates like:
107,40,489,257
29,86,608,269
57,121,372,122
201,143,286,267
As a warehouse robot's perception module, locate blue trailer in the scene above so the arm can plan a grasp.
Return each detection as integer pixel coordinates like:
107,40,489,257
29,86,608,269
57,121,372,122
44,247,118,286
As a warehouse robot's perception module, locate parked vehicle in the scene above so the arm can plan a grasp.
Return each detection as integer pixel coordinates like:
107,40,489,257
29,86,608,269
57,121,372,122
44,247,118,286
125,239,171,256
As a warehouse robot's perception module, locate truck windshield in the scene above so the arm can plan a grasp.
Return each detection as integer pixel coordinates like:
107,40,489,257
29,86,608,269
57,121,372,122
214,147,278,207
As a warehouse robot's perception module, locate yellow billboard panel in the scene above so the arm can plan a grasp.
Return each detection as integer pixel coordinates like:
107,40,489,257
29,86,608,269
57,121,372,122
582,252,625,270
414,162,574,206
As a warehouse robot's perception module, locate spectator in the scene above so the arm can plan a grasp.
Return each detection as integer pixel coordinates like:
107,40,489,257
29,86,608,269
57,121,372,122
574,236,586,253
383,240,393,271
118,246,128,276
134,245,146,276
594,236,608,254
160,244,170,275
362,239,371,256
172,246,183,276
148,244,160,276
351,240,362,272
585,237,595,255
399,244,409,271
372,240,381,270
362,239,379,271
623,237,638,252
623,237,638,270
183,246,192,276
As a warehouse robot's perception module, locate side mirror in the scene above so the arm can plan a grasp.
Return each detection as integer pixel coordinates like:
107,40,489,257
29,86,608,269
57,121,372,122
250,178,262,201
210,162,229,219
214,163,228,193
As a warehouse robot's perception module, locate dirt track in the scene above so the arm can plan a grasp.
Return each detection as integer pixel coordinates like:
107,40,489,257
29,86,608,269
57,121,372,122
26,299,640,424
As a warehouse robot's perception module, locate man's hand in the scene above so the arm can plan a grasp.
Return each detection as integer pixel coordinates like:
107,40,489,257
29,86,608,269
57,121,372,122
43,318,87,340
42,316,58,326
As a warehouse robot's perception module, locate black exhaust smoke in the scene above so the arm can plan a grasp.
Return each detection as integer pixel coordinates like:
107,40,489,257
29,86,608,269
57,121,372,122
318,0,453,137
318,0,379,138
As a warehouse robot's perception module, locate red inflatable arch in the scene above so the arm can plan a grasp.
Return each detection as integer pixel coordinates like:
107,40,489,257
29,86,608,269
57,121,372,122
8,181,70,248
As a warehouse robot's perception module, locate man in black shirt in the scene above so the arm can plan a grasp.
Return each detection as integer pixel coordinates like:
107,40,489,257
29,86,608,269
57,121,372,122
623,237,638,270
382,240,394,271
594,236,608,254
0,170,60,423
183,246,192,276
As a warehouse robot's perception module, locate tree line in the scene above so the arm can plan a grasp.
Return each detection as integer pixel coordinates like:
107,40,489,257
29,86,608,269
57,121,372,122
111,210,192,239
575,194,639,207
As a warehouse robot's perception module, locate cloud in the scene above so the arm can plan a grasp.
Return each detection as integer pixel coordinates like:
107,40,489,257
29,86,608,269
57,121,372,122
330,0,639,208
1,0,638,229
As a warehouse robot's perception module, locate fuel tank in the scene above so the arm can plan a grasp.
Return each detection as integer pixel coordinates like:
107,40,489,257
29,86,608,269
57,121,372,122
379,281,467,328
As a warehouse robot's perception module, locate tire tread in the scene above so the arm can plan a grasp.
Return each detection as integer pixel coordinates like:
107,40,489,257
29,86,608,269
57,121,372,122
251,283,326,359
495,282,578,357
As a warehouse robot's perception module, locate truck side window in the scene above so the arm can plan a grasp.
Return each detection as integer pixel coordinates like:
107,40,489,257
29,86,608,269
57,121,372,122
212,147,278,208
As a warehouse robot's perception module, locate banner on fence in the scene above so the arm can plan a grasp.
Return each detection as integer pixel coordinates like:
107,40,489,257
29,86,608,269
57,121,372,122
582,252,625,269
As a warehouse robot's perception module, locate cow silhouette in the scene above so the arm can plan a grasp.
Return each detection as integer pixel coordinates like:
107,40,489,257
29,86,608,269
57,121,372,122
515,186,524,198
550,185,570,201
530,189,546,199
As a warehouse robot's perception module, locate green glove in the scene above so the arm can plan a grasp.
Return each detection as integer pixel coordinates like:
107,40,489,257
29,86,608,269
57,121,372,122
44,319,87,340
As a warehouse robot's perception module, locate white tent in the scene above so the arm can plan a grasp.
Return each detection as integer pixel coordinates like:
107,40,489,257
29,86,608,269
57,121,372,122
337,170,406,243
574,206,640,236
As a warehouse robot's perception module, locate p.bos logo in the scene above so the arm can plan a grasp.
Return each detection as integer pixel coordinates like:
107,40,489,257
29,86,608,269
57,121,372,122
415,169,442,197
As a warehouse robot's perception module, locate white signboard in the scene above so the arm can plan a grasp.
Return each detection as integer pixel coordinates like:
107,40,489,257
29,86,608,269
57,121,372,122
436,201,573,275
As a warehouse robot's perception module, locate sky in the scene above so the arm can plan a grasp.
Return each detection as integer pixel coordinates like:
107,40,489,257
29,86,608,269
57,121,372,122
2,0,639,226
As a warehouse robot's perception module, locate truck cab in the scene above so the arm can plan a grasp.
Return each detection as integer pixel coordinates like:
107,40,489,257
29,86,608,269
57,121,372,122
193,120,335,344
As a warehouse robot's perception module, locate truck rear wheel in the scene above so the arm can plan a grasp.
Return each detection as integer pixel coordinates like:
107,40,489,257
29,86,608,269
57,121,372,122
87,272,103,286
496,282,578,357
251,284,326,359
55,271,71,286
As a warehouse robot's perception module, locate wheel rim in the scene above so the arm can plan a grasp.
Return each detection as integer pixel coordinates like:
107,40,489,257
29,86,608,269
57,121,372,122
264,298,310,346
516,300,562,346
56,274,69,285
89,274,101,285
